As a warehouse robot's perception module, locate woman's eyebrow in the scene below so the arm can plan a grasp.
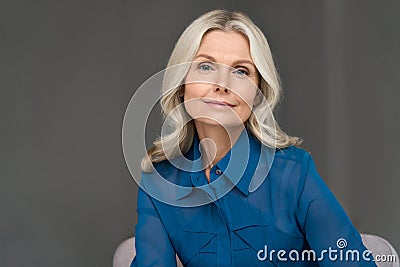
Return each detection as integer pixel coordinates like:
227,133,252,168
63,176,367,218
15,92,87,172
194,54,256,69
232,59,256,69
193,54,216,61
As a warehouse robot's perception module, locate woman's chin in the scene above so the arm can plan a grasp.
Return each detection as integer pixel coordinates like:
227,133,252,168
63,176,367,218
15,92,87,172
193,117,245,128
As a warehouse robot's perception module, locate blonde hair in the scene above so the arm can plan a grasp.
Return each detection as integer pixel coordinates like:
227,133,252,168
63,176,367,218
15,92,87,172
141,9,302,172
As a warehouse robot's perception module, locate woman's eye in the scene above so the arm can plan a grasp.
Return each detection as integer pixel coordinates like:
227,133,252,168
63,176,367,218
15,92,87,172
198,63,214,71
233,68,249,76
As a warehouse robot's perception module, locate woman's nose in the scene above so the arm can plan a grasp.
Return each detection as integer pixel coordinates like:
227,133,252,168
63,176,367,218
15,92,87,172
213,68,230,93
213,85,230,94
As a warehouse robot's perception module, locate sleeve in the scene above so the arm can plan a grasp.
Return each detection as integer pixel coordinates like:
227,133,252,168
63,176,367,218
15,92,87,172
295,152,377,266
130,186,177,267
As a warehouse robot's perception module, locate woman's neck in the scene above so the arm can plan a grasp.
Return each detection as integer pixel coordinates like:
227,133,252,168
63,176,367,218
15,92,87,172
194,122,244,169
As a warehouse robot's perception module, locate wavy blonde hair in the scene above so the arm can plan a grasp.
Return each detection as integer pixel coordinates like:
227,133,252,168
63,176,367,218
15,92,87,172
141,9,302,172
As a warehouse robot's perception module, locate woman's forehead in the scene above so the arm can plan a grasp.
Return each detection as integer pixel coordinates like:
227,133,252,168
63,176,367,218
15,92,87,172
195,30,254,64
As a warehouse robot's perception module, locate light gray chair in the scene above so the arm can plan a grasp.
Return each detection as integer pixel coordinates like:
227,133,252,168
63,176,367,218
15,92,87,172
361,233,399,267
113,234,398,267
113,237,183,267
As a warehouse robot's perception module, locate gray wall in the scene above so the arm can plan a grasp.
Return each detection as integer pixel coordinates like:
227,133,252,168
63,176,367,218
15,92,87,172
1,1,399,266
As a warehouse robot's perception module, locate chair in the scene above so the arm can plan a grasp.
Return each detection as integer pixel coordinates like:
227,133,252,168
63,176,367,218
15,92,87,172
361,233,399,267
113,237,183,267
113,234,398,267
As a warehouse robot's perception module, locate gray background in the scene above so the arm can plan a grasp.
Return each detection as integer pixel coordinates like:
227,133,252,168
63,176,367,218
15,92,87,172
1,0,399,266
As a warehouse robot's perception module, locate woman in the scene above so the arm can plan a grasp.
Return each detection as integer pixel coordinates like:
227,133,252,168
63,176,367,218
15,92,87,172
131,10,376,266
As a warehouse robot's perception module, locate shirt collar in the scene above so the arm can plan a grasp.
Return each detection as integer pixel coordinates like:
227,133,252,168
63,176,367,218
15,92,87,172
176,127,272,200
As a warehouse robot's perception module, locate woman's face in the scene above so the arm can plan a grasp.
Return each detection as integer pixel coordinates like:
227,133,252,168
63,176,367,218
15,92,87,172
183,30,260,128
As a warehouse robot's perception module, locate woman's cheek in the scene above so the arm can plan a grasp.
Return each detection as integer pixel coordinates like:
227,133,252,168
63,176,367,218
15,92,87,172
236,91,256,110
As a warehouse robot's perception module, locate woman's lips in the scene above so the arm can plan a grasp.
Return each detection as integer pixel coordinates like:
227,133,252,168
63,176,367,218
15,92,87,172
203,99,236,108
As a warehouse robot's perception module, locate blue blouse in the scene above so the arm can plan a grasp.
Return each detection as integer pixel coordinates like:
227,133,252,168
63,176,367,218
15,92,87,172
131,128,376,266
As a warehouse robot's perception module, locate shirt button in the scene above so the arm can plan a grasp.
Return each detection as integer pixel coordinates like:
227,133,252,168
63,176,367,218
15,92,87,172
215,169,222,175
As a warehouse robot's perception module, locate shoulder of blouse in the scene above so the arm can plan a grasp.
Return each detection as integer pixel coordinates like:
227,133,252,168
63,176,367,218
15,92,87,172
269,145,314,205
274,145,310,163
